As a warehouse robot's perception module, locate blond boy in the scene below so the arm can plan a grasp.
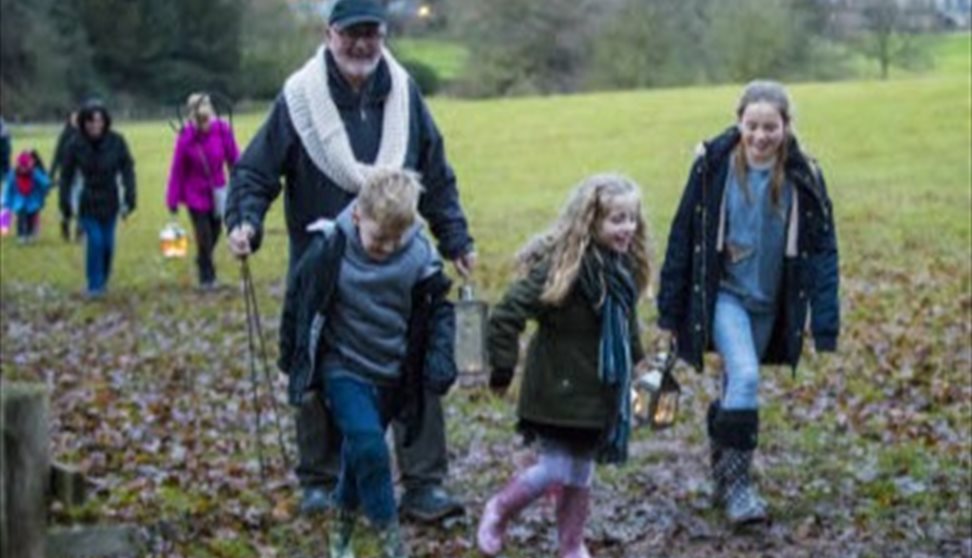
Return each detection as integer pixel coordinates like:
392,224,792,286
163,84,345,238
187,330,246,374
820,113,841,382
279,169,457,558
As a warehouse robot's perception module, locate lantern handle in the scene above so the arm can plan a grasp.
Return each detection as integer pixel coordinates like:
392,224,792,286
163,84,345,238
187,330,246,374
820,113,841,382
661,337,681,391
459,280,476,301
653,334,676,369
658,336,678,378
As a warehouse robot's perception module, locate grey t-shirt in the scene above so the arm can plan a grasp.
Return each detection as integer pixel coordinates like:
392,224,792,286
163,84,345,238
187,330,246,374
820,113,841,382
720,161,792,314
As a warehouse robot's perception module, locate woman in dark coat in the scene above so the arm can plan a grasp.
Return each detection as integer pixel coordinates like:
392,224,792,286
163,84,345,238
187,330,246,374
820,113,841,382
59,102,136,297
657,80,840,526
51,110,83,242
0,117,10,178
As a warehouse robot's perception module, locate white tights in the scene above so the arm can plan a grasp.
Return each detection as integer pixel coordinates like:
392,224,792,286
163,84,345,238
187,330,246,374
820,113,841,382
519,441,594,490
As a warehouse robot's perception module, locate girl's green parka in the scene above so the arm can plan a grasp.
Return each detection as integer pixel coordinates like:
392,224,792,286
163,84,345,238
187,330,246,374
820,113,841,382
487,259,645,433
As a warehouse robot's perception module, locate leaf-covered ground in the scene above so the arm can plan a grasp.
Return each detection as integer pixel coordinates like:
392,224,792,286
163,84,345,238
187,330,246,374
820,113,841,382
2,34,970,557
2,246,969,557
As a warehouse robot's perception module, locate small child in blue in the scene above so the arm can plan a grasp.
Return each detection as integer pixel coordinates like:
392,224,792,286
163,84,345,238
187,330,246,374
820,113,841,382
2,150,51,243
279,168,458,558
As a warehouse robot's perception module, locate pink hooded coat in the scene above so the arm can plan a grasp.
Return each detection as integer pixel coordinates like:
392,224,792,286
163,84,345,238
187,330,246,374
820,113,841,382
165,119,239,212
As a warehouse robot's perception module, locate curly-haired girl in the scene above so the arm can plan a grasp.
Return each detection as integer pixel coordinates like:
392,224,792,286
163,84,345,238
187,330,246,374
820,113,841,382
478,173,653,558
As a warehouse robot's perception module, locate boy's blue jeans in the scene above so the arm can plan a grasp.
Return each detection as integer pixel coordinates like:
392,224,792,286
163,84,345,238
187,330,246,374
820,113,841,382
712,291,775,410
324,373,397,527
80,216,117,294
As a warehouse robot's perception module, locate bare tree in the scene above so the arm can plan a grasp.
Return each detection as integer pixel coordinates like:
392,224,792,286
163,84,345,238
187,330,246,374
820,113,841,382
856,0,931,79
449,0,597,96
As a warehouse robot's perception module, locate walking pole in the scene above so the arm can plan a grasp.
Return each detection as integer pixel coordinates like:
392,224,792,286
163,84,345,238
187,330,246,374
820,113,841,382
240,259,292,474
241,257,268,482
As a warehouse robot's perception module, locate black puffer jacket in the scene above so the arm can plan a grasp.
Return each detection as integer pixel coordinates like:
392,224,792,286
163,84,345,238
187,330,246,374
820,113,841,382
59,107,136,221
657,127,839,371
0,120,10,178
50,121,79,182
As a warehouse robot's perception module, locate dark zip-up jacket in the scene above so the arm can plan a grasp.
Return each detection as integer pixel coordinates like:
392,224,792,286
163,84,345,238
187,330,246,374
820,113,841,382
0,123,10,178
278,225,457,444
50,122,79,182
59,130,136,221
225,51,473,272
657,127,839,371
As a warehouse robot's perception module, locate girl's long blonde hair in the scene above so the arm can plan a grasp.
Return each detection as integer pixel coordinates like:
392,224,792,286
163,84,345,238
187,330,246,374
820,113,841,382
517,174,653,305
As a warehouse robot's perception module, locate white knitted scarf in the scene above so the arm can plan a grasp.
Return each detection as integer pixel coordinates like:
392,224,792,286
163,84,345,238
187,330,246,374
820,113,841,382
283,46,411,194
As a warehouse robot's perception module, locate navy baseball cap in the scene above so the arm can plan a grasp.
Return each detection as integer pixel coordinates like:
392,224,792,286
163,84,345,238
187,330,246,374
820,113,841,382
329,0,387,29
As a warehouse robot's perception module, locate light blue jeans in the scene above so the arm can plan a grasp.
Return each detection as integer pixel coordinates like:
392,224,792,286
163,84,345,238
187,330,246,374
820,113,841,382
712,291,776,410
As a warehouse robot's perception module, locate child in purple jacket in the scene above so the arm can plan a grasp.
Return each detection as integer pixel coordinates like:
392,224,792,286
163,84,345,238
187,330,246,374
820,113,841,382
165,93,239,289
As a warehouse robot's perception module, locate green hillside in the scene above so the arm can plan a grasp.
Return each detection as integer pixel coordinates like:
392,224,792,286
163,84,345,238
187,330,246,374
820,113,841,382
6,48,970,296
2,32,969,558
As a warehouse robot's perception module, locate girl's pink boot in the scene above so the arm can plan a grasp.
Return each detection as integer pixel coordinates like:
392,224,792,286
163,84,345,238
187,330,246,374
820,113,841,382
477,476,543,556
556,486,592,558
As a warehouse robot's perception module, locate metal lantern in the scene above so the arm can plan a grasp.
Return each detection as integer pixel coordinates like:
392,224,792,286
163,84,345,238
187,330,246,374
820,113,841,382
632,348,681,430
159,222,189,258
454,282,489,378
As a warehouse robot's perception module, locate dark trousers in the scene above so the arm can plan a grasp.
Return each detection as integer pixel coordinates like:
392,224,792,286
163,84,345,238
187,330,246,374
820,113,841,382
188,209,221,284
296,388,448,491
16,210,38,238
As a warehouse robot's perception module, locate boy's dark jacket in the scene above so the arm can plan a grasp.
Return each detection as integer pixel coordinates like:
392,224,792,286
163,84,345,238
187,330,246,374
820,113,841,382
657,126,840,371
278,224,457,444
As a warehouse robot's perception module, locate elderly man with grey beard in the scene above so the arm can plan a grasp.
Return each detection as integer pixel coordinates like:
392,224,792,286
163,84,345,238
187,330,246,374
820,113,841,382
224,0,475,523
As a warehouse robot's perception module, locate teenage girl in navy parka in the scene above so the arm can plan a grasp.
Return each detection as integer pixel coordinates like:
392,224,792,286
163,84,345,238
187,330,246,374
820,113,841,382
657,80,840,526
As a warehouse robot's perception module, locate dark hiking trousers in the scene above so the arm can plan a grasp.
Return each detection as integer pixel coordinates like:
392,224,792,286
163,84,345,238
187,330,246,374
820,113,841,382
189,209,221,285
16,210,39,238
296,389,447,491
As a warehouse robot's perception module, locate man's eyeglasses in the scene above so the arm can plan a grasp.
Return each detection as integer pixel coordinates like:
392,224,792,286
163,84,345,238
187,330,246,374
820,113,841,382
335,25,386,43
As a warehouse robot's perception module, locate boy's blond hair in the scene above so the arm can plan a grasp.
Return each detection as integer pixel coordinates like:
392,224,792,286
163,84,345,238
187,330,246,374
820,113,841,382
358,168,424,232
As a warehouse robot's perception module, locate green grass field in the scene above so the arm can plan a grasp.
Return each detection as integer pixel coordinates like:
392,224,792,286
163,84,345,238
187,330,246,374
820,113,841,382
1,33,969,558
6,37,970,298
392,37,469,82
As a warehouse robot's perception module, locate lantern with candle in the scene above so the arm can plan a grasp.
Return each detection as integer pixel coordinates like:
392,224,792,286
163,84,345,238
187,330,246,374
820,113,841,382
631,343,680,430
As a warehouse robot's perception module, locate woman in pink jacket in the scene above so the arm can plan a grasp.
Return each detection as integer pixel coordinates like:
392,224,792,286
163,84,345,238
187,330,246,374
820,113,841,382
166,93,239,289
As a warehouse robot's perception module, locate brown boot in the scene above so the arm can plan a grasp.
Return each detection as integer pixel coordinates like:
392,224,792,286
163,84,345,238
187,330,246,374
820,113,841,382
477,475,544,556
556,486,592,558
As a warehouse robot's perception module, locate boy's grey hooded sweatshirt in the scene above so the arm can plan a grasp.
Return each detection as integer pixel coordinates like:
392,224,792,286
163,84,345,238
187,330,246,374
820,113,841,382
322,203,441,385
